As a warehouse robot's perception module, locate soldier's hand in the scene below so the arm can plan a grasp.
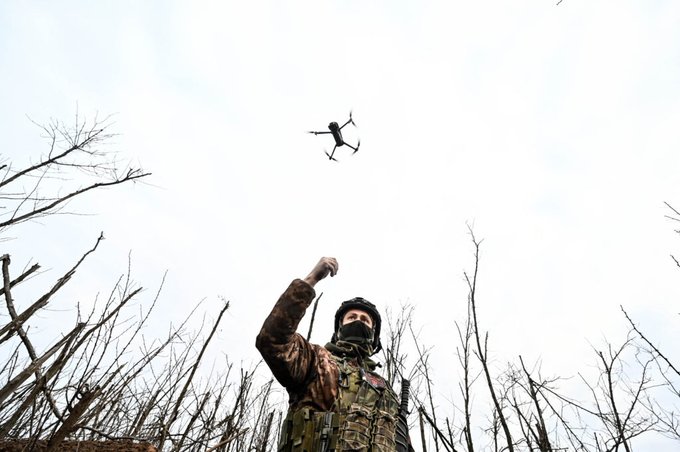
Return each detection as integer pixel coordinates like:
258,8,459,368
303,257,338,287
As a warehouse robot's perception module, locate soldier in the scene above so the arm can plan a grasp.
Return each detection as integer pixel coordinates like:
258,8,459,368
256,257,414,451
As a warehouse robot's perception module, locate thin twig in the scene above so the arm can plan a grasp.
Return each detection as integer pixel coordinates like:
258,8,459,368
306,292,323,341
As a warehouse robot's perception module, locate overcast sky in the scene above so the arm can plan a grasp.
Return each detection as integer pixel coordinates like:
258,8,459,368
2,1,679,449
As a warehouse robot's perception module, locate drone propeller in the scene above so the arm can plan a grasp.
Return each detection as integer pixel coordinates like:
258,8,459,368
325,146,338,161
351,140,360,155
340,110,356,130
344,140,360,155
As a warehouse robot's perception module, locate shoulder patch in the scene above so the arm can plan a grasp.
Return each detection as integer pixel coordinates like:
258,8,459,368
364,371,386,389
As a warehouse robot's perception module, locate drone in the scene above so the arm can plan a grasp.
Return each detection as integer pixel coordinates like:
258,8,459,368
308,112,360,161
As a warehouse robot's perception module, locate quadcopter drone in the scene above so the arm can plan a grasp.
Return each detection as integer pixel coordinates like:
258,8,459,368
308,112,360,161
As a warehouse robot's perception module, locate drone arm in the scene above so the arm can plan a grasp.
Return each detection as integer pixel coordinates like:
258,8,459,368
339,118,353,130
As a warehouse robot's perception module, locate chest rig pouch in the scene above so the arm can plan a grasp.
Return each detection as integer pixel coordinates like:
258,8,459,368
278,406,340,452
335,356,399,451
278,356,399,452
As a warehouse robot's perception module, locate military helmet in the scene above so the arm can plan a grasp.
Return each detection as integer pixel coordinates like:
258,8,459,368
332,297,382,353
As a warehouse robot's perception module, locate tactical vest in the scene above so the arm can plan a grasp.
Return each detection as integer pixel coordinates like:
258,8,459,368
278,355,400,452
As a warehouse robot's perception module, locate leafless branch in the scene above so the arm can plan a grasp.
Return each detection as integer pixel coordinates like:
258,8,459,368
464,225,514,452
305,292,323,341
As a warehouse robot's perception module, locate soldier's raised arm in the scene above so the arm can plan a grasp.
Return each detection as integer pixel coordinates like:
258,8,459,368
255,257,338,389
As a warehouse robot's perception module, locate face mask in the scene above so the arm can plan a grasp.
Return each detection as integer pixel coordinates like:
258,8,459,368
337,320,374,346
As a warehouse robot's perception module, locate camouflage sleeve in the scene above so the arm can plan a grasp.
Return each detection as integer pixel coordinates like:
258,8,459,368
255,278,319,390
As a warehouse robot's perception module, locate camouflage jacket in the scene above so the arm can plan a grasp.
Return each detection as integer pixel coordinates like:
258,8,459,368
255,278,387,411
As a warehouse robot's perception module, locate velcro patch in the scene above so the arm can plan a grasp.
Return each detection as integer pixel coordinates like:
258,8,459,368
364,372,386,389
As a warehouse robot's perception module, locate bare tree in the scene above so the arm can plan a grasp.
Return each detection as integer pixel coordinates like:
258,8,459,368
0,115,287,451
410,222,679,452
0,114,149,233
463,226,515,452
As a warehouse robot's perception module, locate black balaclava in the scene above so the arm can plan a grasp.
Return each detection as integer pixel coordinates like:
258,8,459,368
329,320,376,360
337,320,375,347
